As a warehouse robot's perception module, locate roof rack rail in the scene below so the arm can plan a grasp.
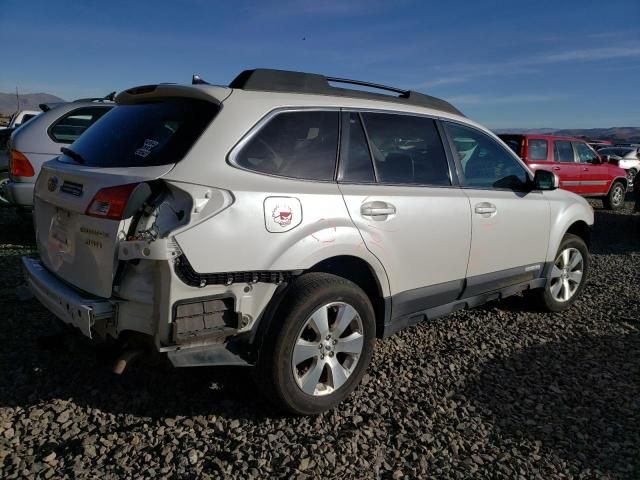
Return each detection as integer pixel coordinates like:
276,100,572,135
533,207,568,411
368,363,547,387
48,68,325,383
228,68,464,117
73,91,116,103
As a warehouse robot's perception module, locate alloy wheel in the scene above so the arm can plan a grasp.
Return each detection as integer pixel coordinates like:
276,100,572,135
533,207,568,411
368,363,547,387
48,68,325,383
549,247,584,302
291,302,364,396
611,184,625,207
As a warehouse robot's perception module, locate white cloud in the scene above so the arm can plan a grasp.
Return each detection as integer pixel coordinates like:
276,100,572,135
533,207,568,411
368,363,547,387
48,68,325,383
447,93,564,106
421,45,640,88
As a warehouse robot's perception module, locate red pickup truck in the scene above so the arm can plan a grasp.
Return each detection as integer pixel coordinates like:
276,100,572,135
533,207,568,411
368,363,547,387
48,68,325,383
499,134,628,209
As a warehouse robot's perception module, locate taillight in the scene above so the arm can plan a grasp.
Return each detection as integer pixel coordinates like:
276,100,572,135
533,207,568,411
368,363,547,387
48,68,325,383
521,137,529,161
85,183,140,220
10,150,35,177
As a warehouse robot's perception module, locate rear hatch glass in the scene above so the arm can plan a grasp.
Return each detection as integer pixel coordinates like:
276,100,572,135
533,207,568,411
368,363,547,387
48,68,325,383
60,98,218,168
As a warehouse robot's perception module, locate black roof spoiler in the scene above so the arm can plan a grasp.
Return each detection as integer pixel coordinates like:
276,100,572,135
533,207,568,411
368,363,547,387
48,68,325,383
228,68,464,117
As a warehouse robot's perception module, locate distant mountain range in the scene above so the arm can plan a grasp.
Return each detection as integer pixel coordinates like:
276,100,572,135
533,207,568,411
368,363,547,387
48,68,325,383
495,127,640,144
0,92,64,115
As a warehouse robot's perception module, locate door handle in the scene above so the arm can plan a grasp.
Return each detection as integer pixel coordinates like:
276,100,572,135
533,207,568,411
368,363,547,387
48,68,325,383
361,201,396,218
582,167,589,171
474,202,497,215
552,166,561,171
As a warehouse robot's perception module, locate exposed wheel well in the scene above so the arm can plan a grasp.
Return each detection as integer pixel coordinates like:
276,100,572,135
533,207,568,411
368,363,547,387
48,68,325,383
309,256,387,338
566,221,591,248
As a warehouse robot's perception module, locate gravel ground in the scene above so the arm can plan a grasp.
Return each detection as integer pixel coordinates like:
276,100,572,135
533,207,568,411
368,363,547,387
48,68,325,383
0,196,638,479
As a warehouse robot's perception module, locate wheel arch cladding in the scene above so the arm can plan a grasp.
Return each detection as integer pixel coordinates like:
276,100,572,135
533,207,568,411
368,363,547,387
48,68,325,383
309,255,387,338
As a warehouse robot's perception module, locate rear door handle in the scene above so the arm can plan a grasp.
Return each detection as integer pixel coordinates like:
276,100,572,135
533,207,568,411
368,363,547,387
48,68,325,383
552,166,561,171
361,201,396,219
474,202,497,215
582,167,589,171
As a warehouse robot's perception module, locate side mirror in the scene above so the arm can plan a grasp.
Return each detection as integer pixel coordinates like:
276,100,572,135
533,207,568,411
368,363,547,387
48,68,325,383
533,169,559,190
589,156,602,164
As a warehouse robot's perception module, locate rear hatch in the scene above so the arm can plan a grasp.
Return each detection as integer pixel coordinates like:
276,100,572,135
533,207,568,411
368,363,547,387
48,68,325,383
34,92,221,297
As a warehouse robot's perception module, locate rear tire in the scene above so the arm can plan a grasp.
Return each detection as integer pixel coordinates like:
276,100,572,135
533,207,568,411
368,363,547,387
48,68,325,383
529,233,589,312
254,273,376,415
602,181,626,210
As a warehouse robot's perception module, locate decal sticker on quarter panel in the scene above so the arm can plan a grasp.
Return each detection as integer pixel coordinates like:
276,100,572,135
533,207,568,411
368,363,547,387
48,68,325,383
264,197,302,233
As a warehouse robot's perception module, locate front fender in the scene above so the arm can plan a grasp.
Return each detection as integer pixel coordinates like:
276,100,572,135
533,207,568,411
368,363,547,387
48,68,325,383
545,190,594,263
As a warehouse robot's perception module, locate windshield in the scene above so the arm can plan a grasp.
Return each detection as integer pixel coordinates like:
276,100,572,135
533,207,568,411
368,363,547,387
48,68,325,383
60,98,218,168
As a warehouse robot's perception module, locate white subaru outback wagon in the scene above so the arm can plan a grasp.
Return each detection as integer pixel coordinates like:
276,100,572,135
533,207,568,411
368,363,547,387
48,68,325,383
23,69,594,415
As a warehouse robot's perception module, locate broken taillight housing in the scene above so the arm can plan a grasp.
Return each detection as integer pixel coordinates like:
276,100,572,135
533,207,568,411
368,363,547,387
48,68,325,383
10,150,35,177
85,183,140,220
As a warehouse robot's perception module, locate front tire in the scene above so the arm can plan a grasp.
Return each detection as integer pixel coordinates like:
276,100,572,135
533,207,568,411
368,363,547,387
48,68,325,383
254,273,376,415
530,233,589,312
603,181,626,210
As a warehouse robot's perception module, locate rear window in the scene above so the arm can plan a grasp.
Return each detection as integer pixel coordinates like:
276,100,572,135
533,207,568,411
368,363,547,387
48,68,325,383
19,114,36,125
60,99,218,167
528,139,548,161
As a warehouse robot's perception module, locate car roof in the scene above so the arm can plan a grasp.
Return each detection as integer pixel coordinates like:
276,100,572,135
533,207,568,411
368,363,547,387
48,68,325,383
116,69,466,119
227,68,465,117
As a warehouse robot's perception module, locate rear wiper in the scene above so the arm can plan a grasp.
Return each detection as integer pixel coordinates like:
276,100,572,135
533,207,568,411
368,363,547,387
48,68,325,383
60,146,85,164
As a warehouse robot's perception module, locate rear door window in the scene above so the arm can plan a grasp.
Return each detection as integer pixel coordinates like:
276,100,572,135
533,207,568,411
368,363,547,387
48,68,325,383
49,107,111,143
234,110,339,181
359,112,450,185
528,139,548,161
61,99,218,167
553,141,575,163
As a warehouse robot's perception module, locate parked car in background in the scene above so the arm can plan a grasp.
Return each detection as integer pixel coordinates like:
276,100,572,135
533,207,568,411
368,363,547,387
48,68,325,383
23,69,594,415
587,139,612,150
0,110,40,131
1,95,114,210
0,110,42,196
597,147,640,187
498,134,628,209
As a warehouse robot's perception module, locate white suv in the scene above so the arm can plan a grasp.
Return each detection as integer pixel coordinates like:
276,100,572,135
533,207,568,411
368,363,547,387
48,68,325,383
23,69,594,414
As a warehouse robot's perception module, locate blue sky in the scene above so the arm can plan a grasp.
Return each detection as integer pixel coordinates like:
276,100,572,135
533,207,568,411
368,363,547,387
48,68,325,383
1,0,639,128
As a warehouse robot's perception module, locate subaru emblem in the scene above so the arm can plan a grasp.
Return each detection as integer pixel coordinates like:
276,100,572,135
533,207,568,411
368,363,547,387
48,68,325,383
47,176,59,192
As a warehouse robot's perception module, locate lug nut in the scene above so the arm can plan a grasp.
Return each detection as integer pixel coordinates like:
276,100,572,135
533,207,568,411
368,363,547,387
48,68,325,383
326,334,331,340
332,339,337,345
320,354,325,359
318,344,323,349
328,351,334,357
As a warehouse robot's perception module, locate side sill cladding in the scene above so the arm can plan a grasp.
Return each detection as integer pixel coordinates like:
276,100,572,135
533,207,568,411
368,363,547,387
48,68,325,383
174,255,301,287
383,277,547,338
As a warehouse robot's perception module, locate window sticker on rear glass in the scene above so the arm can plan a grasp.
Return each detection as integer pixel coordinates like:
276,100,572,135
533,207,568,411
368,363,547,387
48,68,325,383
135,139,159,158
